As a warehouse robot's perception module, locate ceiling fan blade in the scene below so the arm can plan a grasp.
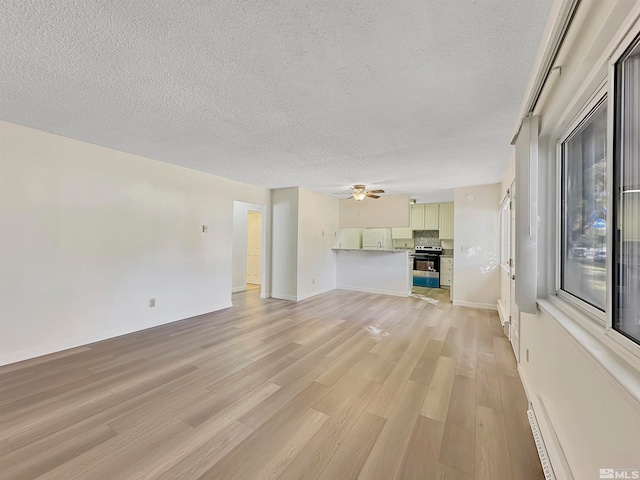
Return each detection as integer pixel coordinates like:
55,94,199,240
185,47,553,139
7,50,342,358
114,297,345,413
366,194,381,199
367,189,385,194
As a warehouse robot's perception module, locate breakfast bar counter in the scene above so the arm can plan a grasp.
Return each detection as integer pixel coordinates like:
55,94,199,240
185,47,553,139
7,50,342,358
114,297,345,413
333,248,412,297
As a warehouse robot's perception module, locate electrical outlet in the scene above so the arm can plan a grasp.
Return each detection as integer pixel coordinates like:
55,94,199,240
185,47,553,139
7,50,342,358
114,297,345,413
526,348,529,363
312,278,315,284
149,298,156,308
322,230,325,236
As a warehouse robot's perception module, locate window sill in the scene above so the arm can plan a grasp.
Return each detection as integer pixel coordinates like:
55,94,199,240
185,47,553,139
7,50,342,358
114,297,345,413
537,297,640,410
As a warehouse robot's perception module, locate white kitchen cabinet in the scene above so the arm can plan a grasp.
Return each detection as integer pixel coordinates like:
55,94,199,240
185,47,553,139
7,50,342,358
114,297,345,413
410,204,425,230
424,204,439,229
411,203,440,230
392,227,413,239
439,203,454,239
440,257,453,287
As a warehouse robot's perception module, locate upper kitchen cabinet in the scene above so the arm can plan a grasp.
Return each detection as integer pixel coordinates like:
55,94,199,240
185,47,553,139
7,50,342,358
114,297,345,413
410,204,425,229
439,203,454,239
411,203,439,230
424,204,439,229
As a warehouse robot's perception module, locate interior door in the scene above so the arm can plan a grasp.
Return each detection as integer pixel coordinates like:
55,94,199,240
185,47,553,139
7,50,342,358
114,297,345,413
509,181,520,361
246,212,262,285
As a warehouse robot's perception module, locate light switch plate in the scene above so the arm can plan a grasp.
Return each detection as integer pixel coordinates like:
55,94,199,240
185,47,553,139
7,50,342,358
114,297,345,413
202,225,208,233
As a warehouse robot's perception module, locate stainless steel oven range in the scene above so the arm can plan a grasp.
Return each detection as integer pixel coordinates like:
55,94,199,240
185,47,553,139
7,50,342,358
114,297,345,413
412,245,443,288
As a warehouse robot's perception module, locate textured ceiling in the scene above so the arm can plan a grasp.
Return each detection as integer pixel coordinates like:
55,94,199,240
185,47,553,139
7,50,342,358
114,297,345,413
1,0,552,203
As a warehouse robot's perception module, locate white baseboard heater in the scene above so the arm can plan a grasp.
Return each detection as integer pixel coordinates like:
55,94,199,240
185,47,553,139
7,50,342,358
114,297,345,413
527,406,557,480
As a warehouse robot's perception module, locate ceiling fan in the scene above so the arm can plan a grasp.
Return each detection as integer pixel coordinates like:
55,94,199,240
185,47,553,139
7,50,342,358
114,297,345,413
334,184,385,201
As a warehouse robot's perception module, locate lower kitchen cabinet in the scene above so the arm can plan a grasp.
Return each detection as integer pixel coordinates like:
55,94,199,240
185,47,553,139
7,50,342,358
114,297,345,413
440,257,453,287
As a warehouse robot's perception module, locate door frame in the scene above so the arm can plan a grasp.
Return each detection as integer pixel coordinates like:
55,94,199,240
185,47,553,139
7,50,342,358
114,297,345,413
232,201,268,299
509,181,520,361
246,211,262,286
498,182,519,361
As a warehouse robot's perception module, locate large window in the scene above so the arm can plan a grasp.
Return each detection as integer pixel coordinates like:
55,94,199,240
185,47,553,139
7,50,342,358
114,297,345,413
614,35,640,345
561,99,608,313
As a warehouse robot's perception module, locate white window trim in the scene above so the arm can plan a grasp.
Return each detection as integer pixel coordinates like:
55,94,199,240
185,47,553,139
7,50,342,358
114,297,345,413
518,1,640,418
555,88,608,325
606,17,640,353
545,8,640,379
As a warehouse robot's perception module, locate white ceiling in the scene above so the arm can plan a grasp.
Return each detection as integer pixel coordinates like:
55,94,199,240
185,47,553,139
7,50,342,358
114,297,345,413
0,0,552,203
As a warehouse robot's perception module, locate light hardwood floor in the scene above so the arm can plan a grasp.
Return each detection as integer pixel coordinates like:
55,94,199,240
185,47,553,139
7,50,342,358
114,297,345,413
0,286,544,479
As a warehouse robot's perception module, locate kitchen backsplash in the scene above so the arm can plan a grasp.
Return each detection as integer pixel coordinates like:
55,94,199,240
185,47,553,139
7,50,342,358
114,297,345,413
413,230,440,246
413,230,453,256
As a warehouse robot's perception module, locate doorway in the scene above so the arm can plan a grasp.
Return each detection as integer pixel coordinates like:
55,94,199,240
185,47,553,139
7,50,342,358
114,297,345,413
509,181,519,361
232,201,267,298
246,211,262,285
499,181,519,360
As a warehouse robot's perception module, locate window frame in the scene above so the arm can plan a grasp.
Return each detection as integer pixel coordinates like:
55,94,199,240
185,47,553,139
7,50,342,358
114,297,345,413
542,3,640,393
608,23,640,352
555,88,609,326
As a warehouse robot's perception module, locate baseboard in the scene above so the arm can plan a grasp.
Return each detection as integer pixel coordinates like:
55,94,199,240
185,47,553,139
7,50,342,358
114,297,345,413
497,298,510,325
0,302,233,367
232,286,246,293
336,285,410,297
271,293,298,301
453,300,498,311
518,365,574,480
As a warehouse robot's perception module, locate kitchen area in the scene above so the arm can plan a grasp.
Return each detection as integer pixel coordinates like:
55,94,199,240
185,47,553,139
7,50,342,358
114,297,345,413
333,201,454,299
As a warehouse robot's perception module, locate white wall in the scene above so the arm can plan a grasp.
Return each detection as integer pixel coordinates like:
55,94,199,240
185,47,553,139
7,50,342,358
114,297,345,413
0,121,270,366
271,188,299,301
339,193,410,228
297,188,338,300
520,308,640,479
452,183,501,310
271,187,339,301
510,0,640,477
232,201,263,293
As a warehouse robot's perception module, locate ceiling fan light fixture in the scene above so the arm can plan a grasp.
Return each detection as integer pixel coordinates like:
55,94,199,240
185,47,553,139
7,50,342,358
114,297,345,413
353,191,366,201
